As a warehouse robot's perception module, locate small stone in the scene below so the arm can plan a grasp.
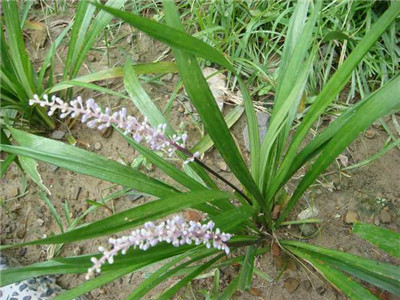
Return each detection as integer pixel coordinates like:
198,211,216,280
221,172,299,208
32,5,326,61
36,219,45,226
374,218,380,226
51,130,66,140
16,226,26,239
344,211,358,224
301,280,312,291
284,278,300,294
49,164,59,173
73,246,83,255
163,73,174,81
94,142,102,151
100,126,114,138
18,247,27,257
380,209,391,224
243,111,269,151
217,161,227,171
298,207,319,220
300,223,316,237
10,187,19,198
178,106,185,113
364,129,376,139
10,203,22,212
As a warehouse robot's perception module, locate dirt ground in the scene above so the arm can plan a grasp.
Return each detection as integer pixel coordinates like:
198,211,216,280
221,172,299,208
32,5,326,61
1,6,400,300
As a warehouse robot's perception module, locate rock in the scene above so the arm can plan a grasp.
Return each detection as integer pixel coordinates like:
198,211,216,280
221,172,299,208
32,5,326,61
30,24,47,49
94,142,102,151
300,224,317,237
18,247,27,257
364,129,376,139
217,161,228,171
243,111,269,151
163,73,174,81
284,278,300,294
10,187,19,198
298,207,319,220
301,280,312,291
178,106,185,113
36,219,45,226
10,203,22,212
202,67,225,111
380,209,391,224
16,226,26,239
49,164,59,173
344,211,358,224
51,130,66,140
374,218,380,226
100,126,114,138
73,246,83,255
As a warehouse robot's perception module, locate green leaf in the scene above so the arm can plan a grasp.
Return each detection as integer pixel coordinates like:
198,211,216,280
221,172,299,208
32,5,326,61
0,190,232,249
287,245,377,300
322,31,355,43
162,0,265,211
276,2,400,196
49,62,177,93
2,128,177,198
90,2,234,71
277,75,400,224
158,254,224,300
238,246,255,291
216,276,240,300
281,240,400,295
353,223,400,259
19,156,51,195
191,105,244,154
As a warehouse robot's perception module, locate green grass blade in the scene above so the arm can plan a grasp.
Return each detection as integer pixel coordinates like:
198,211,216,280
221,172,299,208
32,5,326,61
18,156,51,194
216,276,240,300
2,128,177,198
163,0,265,211
287,245,377,300
191,105,244,154
0,190,231,250
158,254,224,300
238,246,256,291
277,75,400,224
49,62,177,93
353,223,400,259
277,2,400,189
91,2,234,72
39,192,64,233
282,240,400,295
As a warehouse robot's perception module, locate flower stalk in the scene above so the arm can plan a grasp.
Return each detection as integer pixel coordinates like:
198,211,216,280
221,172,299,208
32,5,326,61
86,215,232,279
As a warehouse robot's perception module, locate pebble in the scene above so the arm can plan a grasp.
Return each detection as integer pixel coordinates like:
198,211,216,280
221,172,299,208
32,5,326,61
10,187,19,198
380,208,391,223
301,280,312,291
49,164,59,173
178,106,185,113
284,277,300,294
344,211,358,224
364,129,376,139
36,218,45,226
163,73,174,81
100,126,114,138
51,130,66,140
300,223,317,237
18,247,27,257
16,226,26,239
217,161,227,171
94,142,102,151
243,111,269,151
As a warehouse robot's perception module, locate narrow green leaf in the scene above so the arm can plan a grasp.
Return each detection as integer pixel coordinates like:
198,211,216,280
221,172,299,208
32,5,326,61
238,246,256,291
3,128,177,198
353,223,400,259
0,190,231,249
91,2,234,71
216,276,240,300
19,156,51,194
287,245,377,300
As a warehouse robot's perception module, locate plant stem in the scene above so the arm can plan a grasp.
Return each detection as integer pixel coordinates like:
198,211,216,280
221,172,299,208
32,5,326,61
173,143,253,206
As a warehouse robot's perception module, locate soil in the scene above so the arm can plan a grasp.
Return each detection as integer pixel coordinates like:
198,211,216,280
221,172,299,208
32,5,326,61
1,6,400,300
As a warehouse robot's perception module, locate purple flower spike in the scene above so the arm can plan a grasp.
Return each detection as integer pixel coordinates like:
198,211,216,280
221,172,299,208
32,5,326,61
29,94,198,161
85,215,232,279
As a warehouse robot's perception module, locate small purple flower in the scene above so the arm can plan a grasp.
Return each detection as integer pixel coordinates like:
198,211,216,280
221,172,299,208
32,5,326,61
30,94,199,161
85,215,232,279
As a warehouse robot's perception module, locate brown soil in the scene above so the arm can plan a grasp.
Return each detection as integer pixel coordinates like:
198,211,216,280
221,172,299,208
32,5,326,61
1,6,400,300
